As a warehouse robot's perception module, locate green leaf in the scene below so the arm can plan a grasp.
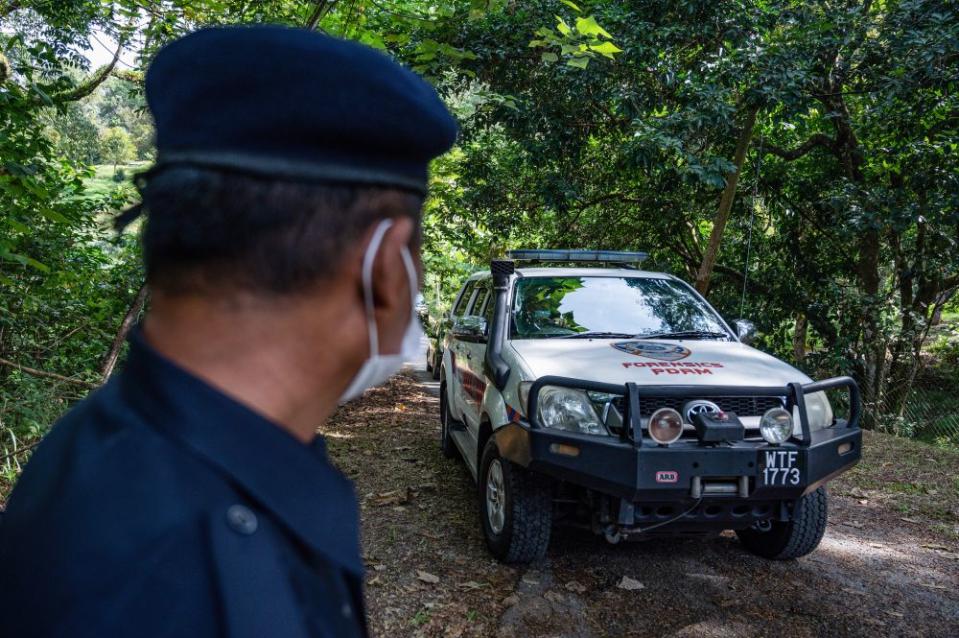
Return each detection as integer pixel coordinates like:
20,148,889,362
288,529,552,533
588,41,623,59
566,56,590,69
0,249,49,272
575,15,613,39
560,0,582,12
541,52,559,63
556,16,572,36
30,83,54,107
39,208,70,224
6,219,29,233
359,32,387,50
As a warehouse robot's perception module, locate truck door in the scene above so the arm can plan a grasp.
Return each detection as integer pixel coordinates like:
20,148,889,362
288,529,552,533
460,284,491,431
447,281,477,421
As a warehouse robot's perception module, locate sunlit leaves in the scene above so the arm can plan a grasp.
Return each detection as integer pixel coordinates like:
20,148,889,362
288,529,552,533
588,40,622,59
574,15,611,39
528,2,622,69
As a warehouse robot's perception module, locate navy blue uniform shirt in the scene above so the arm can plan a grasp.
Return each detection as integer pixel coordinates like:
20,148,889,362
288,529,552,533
0,330,366,638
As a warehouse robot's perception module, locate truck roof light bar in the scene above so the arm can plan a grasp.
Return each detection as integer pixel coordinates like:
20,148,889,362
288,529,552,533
506,249,648,266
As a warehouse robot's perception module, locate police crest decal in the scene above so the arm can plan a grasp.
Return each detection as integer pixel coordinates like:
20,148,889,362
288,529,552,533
611,341,692,361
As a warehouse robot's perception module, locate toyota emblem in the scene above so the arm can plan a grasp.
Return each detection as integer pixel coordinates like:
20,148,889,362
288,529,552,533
683,400,722,423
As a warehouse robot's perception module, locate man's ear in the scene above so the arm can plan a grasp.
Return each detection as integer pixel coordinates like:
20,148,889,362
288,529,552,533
369,215,417,309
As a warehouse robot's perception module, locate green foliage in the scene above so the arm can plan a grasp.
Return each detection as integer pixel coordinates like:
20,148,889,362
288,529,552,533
528,3,622,68
99,126,134,170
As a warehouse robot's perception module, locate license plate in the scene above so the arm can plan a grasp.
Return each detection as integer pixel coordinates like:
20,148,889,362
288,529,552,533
760,449,802,487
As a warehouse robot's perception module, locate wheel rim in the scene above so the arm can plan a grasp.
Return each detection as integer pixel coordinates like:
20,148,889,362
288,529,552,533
486,459,506,535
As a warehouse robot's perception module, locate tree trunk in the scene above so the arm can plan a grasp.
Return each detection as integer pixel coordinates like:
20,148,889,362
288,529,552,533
99,284,148,381
793,313,807,365
695,106,759,295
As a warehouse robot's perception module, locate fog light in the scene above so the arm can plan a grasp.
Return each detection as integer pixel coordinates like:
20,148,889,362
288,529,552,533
648,408,683,445
549,443,580,457
760,407,793,445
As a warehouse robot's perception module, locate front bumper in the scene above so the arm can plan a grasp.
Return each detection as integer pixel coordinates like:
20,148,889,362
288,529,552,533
493,376,862,507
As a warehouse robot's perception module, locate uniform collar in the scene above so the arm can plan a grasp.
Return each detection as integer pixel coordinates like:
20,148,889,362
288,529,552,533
119,328,363,578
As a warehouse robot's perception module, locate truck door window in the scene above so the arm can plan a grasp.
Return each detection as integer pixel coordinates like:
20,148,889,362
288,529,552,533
452,282,476,317
471,287,490,317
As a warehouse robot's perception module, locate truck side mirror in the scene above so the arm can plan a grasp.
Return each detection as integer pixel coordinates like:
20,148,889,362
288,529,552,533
734,319,756,345
451,315,487,341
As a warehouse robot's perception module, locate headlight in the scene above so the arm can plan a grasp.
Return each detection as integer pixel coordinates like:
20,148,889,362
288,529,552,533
760,407,793,444
804,391,834,431
648,407,684,445
537,386,607,435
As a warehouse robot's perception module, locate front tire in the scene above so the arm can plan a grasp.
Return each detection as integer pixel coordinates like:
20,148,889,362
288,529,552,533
479,440,552,564
737,487,828,560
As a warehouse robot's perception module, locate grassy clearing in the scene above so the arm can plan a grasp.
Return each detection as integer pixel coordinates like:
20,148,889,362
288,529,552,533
80,162,146,201
835,429,959,540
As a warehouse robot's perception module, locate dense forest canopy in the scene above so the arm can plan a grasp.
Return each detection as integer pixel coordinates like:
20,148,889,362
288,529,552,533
1,0,957,478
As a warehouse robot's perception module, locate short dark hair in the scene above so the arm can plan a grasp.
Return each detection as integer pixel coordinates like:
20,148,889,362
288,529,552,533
136,167,423,294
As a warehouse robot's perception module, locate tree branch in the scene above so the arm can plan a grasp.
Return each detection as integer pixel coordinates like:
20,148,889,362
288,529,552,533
0,439,41,464
304,0,333,30
100,284,148,381
0,358,97,389
45,36,125,104
761,133,835,161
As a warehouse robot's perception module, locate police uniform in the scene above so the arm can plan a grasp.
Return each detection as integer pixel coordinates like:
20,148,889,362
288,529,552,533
0,25,455,638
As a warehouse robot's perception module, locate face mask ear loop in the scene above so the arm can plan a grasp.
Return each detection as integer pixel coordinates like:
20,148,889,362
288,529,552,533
361,219,394,359
399,246,419,322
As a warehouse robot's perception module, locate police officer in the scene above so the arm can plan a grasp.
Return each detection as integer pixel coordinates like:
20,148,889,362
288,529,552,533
0,26,456,637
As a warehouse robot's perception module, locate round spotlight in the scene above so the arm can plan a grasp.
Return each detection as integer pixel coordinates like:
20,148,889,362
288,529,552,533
760,407,793,445
648,408,684,445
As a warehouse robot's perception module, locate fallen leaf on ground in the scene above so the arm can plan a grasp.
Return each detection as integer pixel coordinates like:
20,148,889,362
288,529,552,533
565,581,587,594
370,487,414,506
417,530,442,540
841,520,865,528
417,570,440,584
618,576,645,591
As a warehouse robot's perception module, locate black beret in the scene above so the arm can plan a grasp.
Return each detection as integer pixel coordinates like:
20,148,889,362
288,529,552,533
145,25,457,194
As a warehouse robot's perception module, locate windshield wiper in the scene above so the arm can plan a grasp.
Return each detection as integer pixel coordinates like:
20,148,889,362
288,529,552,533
636,330,729,340
557,331,638,339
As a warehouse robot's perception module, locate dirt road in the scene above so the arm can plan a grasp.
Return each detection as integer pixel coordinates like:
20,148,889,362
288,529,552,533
321,372,959,637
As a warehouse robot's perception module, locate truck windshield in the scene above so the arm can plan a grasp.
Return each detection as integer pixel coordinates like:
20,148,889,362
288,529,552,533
511,276,731,340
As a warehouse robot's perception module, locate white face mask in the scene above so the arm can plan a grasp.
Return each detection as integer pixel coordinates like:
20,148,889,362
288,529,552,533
339,219,424,403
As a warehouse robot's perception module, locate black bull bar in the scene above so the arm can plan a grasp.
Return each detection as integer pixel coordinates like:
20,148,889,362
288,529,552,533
492,376,862,503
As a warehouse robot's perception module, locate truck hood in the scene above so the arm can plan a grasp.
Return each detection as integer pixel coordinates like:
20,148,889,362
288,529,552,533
509,339,812,387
